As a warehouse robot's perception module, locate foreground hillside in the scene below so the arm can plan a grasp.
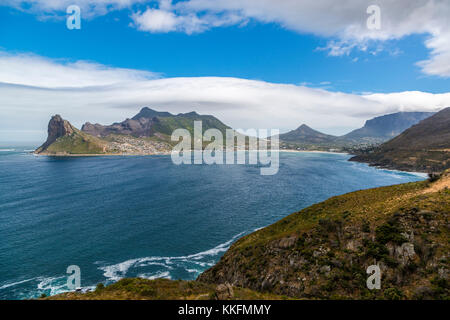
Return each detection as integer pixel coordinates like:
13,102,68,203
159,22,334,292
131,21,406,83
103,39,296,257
45,278,288,300
49,171,449,300
350,108,450,172
198,171,449,299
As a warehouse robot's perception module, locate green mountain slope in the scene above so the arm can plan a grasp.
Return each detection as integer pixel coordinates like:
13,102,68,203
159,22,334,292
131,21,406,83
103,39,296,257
81,107,232,140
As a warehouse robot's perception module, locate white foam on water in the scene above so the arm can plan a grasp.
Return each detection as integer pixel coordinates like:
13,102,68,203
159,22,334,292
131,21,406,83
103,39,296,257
0,277,37,290
99,231,246,282
186,269,201,274
0,149,15,152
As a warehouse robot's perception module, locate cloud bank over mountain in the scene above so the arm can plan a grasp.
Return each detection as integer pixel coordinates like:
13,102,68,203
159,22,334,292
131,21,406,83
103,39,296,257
0,52,448,142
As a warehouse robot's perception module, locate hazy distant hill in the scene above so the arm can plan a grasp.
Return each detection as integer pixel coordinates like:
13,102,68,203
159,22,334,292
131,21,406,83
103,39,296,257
278,124,337,144
343,112,435,143
350,108,450,172
277,112,435,150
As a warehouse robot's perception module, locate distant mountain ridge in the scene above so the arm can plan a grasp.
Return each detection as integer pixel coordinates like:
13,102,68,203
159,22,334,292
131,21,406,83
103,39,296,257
278,124,336,144
276,111,436,149
343,112,435,142
350,107,450,172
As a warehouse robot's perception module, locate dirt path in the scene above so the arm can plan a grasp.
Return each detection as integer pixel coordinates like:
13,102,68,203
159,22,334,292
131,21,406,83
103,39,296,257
422,171,450,194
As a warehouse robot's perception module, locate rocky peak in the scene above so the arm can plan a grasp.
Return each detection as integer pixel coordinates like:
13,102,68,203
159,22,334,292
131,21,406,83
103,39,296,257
132,107,172,120
36,115,75,152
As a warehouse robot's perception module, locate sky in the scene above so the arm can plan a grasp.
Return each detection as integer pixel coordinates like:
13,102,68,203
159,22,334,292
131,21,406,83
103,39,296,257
0,0,449,143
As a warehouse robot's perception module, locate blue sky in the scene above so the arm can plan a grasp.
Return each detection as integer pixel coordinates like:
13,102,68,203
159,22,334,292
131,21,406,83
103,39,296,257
0,0,449,143
1,5,448,93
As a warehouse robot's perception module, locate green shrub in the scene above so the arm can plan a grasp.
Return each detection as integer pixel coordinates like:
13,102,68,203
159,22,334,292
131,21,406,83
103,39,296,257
375,222,406,245
384,287,403,300
95,283,105,292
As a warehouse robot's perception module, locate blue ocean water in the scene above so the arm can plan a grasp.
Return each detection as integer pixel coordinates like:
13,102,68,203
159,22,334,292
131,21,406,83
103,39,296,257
0,148,425,299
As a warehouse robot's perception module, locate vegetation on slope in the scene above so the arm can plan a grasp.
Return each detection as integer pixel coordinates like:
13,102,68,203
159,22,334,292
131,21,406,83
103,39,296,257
45,278,288,300
198,171,449,300
44,128,108,155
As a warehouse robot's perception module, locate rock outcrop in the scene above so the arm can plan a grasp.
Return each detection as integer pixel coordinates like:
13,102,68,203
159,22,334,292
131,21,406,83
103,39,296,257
35,115,75,153
35,115,110,155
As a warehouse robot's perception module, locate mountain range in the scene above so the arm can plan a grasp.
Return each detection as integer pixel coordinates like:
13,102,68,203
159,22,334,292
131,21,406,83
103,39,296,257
276,111,435,149
81,107,231,139
35,107,448,173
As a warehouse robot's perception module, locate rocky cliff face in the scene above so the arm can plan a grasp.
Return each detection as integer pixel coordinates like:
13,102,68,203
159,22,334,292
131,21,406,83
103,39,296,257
35,115,75,153
82,117,159,138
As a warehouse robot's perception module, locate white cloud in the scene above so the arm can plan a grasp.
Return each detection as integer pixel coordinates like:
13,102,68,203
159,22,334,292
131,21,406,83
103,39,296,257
0,52,448,142
1,0,144,18
130,0,245,34
0,52,160,88
131,8,179,33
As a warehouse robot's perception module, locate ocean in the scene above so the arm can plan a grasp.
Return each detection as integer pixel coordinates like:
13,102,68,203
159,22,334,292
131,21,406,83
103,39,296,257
0,148,425,299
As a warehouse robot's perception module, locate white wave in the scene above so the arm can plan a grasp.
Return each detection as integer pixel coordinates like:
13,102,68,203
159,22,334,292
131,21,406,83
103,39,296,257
186,269,201,274
99,231,246,282
35,276,95,297
36,276,68,296
0,277,37,290
0,149,14,152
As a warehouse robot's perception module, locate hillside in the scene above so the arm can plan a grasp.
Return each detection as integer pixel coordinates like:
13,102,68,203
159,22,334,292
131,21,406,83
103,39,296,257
278,124,336,144
198,171,449,299
350,108,450,172
49,172,449,300
45,278,287,300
